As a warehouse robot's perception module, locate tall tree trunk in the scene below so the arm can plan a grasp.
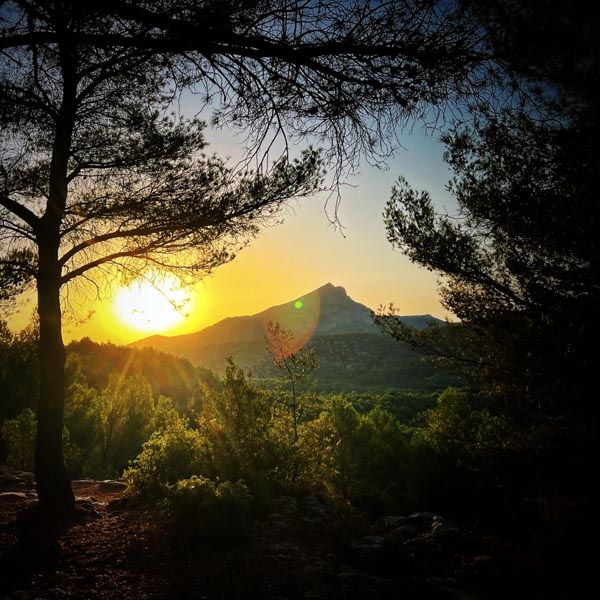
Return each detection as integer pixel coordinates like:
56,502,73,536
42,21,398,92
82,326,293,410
34,236,74,512
33,21,78,512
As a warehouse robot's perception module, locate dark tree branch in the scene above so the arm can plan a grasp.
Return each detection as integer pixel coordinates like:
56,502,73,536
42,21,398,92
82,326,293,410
0,194,40,230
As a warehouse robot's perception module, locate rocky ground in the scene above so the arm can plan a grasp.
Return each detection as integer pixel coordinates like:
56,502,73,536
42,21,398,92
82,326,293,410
0,467,536,599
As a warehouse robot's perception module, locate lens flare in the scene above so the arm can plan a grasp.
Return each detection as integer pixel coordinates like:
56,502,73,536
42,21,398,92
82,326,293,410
264,293,320,356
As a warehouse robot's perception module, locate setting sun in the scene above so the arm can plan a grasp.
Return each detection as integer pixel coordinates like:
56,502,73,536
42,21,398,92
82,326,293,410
113,275,193,334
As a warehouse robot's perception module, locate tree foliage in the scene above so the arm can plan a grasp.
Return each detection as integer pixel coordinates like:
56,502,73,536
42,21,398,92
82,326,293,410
266,321,318,442
124,416,209,498
379,1,600,422
0,318,39,421
1,408,37,471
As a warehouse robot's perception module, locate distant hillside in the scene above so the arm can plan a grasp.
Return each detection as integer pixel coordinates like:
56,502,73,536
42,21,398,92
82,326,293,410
134,283,380,358
131,283,454,392
67,339,219,410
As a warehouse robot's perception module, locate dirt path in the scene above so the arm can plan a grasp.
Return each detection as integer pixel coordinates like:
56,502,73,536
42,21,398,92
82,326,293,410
1,472,485,600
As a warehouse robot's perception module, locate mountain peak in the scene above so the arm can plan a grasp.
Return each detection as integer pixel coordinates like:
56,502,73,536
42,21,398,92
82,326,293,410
312,283,348,302
316,282,343,292
129,284,447,372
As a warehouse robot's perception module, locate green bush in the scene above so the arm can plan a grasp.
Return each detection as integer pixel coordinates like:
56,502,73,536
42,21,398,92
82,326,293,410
1,408,36,471
166,476,252,542
123,421,210,498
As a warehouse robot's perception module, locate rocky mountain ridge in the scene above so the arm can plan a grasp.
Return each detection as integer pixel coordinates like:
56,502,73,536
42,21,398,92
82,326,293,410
129,284,446,389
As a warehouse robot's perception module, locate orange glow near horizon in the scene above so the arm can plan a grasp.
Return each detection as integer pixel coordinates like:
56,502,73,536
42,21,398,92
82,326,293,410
5,130,455,345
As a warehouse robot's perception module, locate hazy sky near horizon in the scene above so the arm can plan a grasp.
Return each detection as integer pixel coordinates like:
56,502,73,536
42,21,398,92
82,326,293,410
8,117,456,345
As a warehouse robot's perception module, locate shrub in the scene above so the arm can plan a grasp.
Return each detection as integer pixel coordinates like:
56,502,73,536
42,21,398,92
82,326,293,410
123,421,210,498
1,408,36,471
166,476,252,542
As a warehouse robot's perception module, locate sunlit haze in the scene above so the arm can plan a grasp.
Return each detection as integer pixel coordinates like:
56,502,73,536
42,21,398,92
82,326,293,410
113,274,194,336
8,126,454,345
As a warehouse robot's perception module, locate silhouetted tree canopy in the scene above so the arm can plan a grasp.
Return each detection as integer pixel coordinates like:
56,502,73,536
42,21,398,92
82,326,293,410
0,1,495,181
380,0,600,421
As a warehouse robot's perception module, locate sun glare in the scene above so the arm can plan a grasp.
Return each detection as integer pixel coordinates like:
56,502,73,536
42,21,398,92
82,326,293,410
113,275,193,334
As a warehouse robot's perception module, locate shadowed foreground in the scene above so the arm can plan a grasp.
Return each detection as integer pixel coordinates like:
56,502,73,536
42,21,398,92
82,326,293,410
0,467,561,600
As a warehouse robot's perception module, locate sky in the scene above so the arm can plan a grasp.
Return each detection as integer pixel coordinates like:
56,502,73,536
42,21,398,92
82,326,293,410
8,119,456,346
